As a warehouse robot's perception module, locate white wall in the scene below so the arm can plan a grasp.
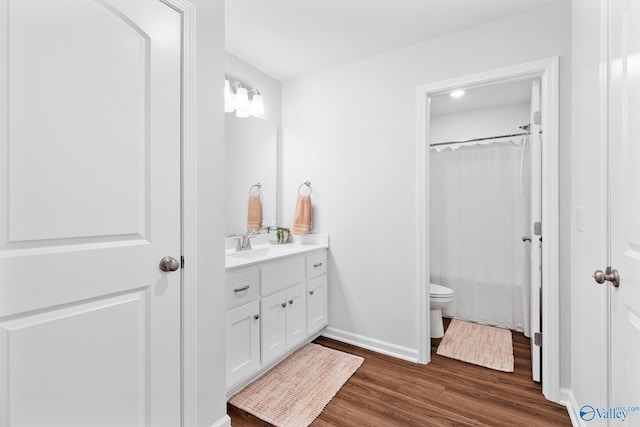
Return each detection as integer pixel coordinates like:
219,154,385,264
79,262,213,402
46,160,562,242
281,0,572,383
191,0,228,425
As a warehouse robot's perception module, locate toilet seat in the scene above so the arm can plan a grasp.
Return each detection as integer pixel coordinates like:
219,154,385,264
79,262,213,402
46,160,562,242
430,283,454,298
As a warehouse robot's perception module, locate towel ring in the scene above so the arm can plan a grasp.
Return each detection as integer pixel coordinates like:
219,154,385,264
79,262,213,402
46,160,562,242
249,182,261,196
298,181,312,196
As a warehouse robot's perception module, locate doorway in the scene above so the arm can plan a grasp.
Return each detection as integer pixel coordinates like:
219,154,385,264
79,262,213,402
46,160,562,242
416,57,561,402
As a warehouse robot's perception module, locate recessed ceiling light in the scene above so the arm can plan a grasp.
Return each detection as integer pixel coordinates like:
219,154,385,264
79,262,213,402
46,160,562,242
450,90,465,98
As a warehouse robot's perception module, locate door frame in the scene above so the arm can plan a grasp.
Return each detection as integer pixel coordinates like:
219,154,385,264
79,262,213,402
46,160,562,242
161,0,201,424
416,57,561,402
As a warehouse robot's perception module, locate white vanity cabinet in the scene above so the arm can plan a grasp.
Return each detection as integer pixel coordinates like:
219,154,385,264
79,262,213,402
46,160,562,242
225,270,260,388
260,256,307,365
306,252,328,335
261,282,307,365
225,245,328,394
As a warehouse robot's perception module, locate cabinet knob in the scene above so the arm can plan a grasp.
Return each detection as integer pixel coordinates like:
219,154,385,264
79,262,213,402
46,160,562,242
281,302,287,308
309,290,314,295
289,299,294,305
253,314,260,320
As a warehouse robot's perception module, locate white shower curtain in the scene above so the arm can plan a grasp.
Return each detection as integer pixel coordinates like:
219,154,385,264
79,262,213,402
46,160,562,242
429,138,531,335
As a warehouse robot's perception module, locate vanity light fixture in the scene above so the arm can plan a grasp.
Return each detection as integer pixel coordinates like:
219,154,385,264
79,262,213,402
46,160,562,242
249,90,264,116
450,89,465,98
224,80,235,112
224,78,265,118
234,85,250,117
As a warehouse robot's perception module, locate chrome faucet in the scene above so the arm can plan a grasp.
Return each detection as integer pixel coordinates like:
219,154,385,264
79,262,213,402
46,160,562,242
236,229,258,251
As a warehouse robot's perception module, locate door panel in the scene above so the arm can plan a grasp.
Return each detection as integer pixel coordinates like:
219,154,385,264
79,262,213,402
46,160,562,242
610,0,640,417
0,290,148,426
286,283,307,349
6,0,148,243
226,300,260,388
307,275,328,334
261,291,287,365
0,0,182,425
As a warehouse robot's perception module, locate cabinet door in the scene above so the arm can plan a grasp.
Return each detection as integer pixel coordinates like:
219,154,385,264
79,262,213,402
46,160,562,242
261,291,287,365
286,283,308,349
226,300,260,389
307,275,328,334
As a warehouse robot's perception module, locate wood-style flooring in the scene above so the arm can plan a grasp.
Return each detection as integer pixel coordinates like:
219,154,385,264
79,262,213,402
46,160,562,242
228,318,571,426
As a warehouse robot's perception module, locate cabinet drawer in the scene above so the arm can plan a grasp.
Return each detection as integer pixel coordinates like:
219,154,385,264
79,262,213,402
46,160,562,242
226,269,259,310
261,257,305,296
306,252,327,279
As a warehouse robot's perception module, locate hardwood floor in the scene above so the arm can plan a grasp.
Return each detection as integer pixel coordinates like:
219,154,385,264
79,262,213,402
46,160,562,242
228,319,571,426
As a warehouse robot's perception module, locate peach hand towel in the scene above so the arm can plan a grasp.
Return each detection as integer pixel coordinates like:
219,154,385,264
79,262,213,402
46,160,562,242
292,195,312,235
247,195,262,230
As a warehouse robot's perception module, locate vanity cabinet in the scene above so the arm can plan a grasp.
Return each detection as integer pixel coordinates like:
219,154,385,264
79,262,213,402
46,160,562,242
261,282,307,365
307,275,327,335
225,301,260,388
225,247,328,394
225,269,261,388
305,252,328,335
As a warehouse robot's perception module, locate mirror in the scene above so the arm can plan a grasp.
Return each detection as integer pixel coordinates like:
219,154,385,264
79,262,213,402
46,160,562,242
225,114,277,236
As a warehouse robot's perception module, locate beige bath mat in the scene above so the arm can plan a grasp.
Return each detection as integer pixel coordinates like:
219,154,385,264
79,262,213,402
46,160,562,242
436,319,514,372
229,343,364,427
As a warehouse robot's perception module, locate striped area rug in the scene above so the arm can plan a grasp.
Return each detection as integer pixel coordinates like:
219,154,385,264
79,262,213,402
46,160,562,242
229,343,364,427
436,319,514,372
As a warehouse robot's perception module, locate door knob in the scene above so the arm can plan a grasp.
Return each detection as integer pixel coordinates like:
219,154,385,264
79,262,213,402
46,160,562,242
159,256,180,272
593,267,620,287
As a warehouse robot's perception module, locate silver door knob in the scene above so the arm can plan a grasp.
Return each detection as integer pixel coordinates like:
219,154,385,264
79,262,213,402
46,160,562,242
593,267,620,287
159,256,180,272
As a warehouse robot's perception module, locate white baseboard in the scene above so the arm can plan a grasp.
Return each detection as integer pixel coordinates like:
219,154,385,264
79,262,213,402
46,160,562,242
211,414,231,427
322,327,418,362
559,388,583,427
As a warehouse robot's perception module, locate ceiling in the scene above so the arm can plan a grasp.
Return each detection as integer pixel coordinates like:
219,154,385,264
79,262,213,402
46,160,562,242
225,0,566,82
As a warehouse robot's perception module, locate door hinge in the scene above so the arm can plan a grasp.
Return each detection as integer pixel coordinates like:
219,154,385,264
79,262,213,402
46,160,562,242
534,222,542,236
181,256,185,269
533,111,541,125
534,332,542,347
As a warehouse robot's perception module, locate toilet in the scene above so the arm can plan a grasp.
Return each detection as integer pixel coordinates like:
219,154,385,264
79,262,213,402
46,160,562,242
430,283,454,338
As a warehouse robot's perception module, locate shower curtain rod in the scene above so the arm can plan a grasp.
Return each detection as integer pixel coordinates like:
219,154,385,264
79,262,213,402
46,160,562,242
430,130,540,147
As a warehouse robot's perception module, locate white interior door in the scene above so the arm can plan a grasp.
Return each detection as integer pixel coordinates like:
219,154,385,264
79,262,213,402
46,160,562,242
529,79,542,383
0,1,182,425
609,0,640,421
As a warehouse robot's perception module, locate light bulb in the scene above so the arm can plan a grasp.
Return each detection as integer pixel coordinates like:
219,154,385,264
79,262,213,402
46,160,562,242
234,86,249,115
250,92,264,116
224,80,235,112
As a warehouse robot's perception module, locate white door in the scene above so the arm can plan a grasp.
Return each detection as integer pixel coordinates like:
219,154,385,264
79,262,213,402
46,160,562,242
0,1,182,426
529,79,542,383
609,0,640,420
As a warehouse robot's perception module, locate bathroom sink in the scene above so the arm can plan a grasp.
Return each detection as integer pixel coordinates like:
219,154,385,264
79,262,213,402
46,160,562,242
226,245,293,259
226,247,272,259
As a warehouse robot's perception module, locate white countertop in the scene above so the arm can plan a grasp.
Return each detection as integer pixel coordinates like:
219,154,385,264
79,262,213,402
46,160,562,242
225,233,329,270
